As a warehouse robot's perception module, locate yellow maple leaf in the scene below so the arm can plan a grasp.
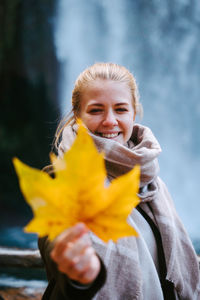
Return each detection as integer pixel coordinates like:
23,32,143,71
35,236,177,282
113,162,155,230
13,120,140,242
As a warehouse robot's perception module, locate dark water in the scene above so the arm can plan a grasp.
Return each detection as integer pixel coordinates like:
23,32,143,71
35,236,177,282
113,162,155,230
0,227,37,249
0,266,47,289
0,224,47,290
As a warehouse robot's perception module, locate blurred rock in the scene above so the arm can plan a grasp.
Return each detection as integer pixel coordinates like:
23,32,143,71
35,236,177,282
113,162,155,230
0,287,44,300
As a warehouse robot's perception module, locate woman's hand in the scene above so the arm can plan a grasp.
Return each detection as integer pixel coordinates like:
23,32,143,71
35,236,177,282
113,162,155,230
51,223,100,285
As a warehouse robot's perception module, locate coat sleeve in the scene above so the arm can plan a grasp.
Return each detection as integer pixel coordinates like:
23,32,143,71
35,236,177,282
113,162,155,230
38,236,107,300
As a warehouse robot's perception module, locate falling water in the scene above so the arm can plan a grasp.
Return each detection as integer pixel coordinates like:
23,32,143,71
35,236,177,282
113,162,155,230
54,0,200,247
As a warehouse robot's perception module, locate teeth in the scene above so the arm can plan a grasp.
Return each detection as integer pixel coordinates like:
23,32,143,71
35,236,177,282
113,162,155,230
101,133,118,138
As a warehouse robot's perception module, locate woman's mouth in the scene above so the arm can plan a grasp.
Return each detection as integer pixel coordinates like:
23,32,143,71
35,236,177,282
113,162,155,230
95,132,120,139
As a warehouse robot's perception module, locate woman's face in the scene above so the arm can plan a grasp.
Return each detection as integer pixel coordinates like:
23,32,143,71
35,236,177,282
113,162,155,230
79,80,135,145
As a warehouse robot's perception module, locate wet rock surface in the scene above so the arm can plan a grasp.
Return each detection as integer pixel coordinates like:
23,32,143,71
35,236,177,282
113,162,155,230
0,287,44,300
0,248,47,300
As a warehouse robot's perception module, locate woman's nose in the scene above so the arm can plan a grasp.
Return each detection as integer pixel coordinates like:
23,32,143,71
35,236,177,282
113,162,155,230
102,111,118,126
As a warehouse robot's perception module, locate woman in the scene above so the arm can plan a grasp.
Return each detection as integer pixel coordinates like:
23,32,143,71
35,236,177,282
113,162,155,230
39,62,200,299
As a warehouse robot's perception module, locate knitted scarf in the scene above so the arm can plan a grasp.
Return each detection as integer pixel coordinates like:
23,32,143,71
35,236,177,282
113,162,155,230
59,123,200,299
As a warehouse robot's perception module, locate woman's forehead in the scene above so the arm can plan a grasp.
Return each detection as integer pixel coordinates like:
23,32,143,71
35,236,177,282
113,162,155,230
82,79,131,97
80,81,133,109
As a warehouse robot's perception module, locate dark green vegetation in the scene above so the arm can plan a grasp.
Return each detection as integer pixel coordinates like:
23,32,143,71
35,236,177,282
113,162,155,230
0,0,60,224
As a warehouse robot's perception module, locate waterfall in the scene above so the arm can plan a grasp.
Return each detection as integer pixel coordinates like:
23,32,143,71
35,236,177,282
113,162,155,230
54,0,200,245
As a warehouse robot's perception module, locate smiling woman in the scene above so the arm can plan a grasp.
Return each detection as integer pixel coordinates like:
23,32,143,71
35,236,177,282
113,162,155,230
39,62,200,300
79,80,135,145
53,62,143,152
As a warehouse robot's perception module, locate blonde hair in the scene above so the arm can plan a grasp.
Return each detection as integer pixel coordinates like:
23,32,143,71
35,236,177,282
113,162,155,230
54,62,143,153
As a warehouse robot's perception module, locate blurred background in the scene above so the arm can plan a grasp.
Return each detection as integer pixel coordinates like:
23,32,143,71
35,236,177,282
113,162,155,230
0,0,200,253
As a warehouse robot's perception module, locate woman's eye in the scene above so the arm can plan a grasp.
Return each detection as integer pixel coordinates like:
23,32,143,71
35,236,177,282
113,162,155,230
116,108,128,112
89,109,103,113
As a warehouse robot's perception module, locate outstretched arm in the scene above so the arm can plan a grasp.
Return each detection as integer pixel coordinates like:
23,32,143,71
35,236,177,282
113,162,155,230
38,223,106,299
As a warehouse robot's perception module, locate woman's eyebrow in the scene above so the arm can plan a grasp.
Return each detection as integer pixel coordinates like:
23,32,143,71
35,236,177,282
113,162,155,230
87,102,129,107
87,103,104,107
115,102,129,106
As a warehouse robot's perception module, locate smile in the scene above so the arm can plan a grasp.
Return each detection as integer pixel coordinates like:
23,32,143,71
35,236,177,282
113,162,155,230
98,132,120,138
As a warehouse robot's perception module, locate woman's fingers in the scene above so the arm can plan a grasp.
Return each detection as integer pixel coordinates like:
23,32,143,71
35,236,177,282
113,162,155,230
58,247,100,284
73,246,95,272
53,234,94,270
50,223,100,284
64,234,92,261
56,223,87,244
51,223,88,261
